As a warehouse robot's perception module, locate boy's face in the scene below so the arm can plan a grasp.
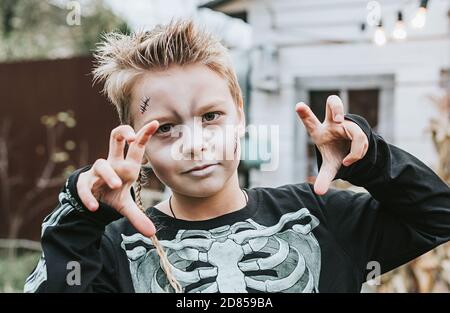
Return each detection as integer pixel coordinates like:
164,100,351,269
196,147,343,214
130,63,245,197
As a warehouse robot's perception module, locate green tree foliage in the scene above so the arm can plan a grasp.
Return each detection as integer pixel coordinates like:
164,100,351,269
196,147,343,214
0,0,130,61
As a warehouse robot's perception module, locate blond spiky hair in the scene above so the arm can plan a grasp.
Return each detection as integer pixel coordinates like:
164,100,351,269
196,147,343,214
92,20,243,127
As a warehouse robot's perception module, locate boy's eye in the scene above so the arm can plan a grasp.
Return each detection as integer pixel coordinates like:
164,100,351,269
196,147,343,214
202,112,221,122
157,124,173,134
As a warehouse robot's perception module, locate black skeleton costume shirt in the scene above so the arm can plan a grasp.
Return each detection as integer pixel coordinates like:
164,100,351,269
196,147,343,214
24,114,450,293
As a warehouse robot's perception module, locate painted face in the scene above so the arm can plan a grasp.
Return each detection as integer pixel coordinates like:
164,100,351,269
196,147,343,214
130,63,245,197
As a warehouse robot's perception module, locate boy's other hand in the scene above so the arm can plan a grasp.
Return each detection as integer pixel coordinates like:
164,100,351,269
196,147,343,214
76,120,159,237
295,95,368,196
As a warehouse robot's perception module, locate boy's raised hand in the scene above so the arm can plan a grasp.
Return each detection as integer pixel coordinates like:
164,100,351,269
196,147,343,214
77,120,159,237
295,95,369,196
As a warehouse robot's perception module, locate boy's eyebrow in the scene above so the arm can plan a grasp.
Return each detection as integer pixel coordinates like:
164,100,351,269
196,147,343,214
140,99,228,126
193,101,226,113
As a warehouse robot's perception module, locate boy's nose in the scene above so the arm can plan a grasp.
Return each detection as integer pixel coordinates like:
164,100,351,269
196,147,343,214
180,122,208,160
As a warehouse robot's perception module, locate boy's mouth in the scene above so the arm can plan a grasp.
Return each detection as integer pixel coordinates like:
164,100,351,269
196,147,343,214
182,162,220,175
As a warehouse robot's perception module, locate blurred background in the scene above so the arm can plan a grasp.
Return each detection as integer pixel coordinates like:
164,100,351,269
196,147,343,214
0,0,449,292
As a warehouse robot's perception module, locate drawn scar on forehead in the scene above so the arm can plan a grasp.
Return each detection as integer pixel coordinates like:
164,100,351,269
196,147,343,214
139,96,151,114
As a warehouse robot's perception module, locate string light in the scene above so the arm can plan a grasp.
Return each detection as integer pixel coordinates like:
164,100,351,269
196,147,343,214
411,0,429,29
364,1,432,46
393,11,407,40
373,20,387,46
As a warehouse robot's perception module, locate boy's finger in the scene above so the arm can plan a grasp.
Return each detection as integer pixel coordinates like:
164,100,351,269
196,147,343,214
314,163,337,195
108,125,136,161
295,102,321,134
92,159,122,189
118,201,156,237
342,122,368,166
126,120,159,163
325,95,345,123
77,174,99,212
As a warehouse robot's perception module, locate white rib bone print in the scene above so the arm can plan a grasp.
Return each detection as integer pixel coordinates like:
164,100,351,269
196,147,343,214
121,208,321,293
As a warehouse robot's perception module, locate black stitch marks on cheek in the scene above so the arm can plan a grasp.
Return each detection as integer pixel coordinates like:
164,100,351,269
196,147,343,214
140,96,151,114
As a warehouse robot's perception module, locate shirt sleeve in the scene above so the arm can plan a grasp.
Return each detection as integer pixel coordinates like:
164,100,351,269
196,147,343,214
24,165,125,292
310,113,450,284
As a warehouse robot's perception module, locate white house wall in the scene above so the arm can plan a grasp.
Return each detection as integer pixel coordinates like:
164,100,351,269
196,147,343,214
247,0,450,187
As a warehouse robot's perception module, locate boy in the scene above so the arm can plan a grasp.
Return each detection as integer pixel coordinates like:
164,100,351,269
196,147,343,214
25,20,450,293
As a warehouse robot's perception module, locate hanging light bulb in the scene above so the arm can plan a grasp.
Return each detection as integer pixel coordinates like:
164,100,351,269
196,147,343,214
393,11,407,40
411,0,429,29
373,20,387,46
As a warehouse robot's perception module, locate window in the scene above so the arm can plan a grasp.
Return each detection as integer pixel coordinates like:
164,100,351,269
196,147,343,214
306,88,380,179
348,89,379,129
